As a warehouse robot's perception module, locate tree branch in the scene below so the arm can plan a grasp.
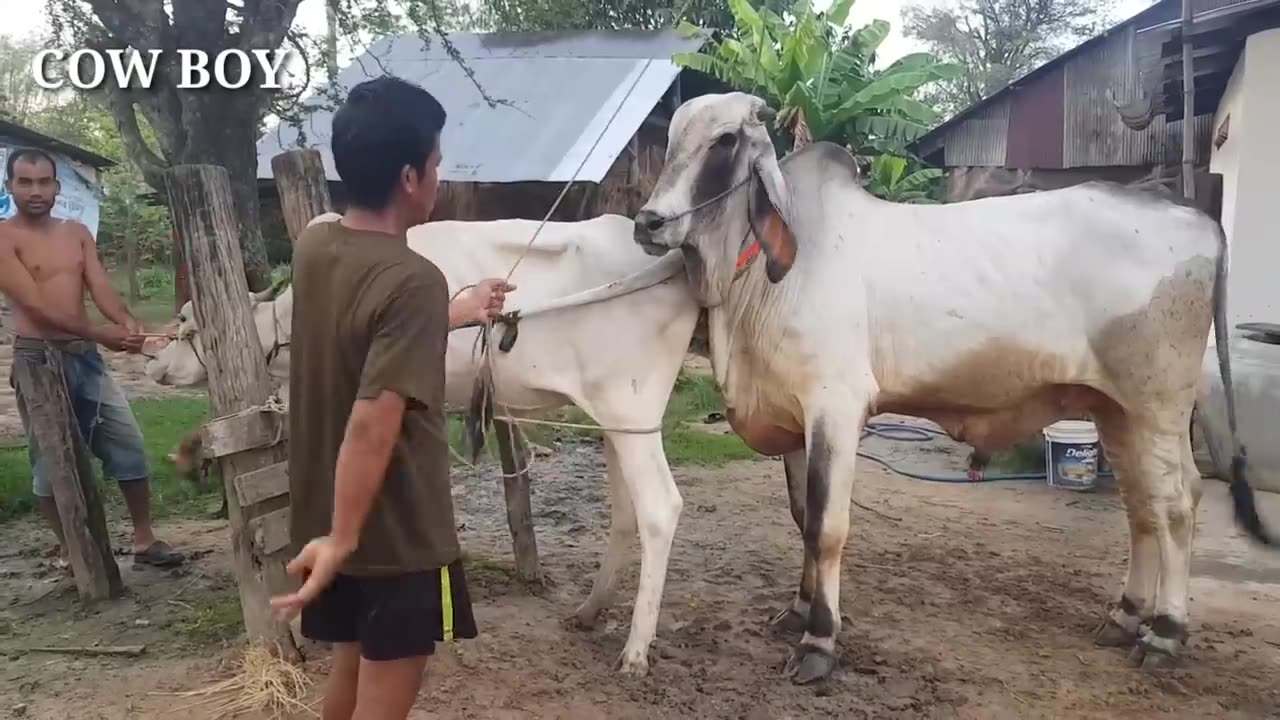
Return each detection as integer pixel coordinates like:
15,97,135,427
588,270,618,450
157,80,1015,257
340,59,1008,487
103,84,169,190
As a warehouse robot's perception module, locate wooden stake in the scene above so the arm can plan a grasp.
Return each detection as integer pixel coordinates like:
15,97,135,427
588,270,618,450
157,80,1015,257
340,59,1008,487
13,350,122,602
1181,0,1196,200
164,164,300,660
271,149,334,245
494,420,540,582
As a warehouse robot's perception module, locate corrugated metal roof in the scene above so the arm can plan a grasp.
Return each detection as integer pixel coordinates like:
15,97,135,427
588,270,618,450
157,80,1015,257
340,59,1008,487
256,30,705,185
0,119,116,169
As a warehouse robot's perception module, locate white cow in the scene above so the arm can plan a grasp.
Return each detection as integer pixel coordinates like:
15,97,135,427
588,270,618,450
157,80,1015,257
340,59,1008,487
633,91,1270,683
146,212,700,676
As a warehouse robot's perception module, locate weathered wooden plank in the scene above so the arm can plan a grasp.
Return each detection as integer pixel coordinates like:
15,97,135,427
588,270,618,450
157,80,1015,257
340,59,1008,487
202,410,286,459
271,149,334,244
13,352,123,601
494,420,540,583
234,461,290,508
165,164,300,660
247,508,292,556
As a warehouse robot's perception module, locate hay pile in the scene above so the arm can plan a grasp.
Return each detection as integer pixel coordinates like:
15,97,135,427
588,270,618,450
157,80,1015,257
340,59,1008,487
154,643,315,718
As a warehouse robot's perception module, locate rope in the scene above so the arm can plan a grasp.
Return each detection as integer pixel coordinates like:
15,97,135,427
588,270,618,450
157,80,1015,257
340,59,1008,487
466,60,666,449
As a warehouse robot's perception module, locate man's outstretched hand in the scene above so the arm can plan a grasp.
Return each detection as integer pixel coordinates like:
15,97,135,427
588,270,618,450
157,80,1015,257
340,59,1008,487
96,325,146,354
270,536,355,621
451,278,517,327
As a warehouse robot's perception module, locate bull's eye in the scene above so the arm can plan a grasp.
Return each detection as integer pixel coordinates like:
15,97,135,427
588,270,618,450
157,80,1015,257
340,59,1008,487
713,132,737,150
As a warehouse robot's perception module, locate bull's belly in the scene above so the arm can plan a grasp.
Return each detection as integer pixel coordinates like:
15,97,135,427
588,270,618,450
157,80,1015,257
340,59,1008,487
878,383,1111,453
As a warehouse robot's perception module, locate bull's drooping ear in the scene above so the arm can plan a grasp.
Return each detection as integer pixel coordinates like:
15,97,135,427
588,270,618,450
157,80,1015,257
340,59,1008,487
745,98,795,283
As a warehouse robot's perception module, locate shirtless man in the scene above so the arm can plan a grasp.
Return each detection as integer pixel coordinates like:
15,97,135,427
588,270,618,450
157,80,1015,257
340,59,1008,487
0,148,183,567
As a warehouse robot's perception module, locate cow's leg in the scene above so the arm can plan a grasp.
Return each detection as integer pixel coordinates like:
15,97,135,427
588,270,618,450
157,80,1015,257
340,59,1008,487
575,437,636,626
607,430,683,677
1093,408,1157,647
1135,427,1202,669
1094,409,1196,667
770,449,815,635
786,404,867,685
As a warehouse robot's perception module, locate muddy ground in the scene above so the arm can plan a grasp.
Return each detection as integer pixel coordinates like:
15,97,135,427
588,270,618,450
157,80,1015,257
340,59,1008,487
3,417,1280,719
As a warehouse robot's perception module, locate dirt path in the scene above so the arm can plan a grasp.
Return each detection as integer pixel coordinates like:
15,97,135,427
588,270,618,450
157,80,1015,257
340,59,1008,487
3,429,1279,719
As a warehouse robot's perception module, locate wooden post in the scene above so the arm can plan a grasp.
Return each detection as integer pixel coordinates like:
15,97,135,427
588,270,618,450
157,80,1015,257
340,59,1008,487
164,164,301,660
493,420,540,582
14,351,122,601
271,149,333,245
1180,0,1196,200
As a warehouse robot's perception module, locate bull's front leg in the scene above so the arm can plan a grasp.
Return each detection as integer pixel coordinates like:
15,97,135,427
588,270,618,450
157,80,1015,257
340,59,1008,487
784,400,868,685
770,449,816,635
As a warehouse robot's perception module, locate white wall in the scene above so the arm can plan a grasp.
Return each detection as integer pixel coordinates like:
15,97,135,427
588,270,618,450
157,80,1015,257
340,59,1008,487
1210,28,1280,327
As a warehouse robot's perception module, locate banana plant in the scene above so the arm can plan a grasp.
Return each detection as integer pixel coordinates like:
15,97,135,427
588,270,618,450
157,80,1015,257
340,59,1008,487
863,154,944,203
674,0,961,157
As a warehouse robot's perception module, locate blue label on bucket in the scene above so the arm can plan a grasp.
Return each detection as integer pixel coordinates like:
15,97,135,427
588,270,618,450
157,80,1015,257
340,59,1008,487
1047,439,1098,490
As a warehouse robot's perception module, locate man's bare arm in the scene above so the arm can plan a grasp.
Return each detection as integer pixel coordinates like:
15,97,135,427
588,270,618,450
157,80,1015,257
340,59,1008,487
330,390,407,554
0,235,124,346
80,225,139,330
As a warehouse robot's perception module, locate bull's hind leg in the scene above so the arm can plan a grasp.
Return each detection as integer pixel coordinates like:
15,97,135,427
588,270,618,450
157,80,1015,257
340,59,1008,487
607,431,683,677
1094,408,1197,667
1093,408,1157,647
770,449,816,635
575,437,636,626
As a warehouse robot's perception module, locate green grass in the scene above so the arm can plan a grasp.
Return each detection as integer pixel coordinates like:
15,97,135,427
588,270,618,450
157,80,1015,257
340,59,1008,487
0,396,212,522
172,589,243,646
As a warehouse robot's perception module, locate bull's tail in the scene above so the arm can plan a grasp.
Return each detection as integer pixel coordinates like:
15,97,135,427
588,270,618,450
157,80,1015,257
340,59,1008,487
1212,224,1274,545
465,372,494,464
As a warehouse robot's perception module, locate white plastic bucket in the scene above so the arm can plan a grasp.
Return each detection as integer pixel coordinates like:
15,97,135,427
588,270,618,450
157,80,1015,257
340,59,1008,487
1043,420,1100,491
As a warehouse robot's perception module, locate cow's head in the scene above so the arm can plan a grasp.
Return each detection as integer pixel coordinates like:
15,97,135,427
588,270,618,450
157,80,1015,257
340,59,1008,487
145,287,293,387
147,211,334,387
633,92,795,307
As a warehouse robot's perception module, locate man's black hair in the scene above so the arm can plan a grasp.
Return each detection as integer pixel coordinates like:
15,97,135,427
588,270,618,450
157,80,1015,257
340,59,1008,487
331,75,447,210
4,148,58,182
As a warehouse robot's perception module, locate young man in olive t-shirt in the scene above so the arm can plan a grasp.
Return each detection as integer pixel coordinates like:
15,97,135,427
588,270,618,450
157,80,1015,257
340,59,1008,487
269,76,515,720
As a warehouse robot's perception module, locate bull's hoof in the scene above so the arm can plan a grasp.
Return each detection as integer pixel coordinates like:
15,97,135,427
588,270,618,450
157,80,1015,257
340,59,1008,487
1139,650,1182,671
617,648,651,678
1126,643,1147,667
1094,619,1139,647
769,607,808,635
783,646,835,685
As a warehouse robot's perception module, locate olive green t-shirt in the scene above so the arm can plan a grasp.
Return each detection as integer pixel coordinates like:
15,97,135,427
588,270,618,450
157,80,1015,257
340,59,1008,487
288,219,456,575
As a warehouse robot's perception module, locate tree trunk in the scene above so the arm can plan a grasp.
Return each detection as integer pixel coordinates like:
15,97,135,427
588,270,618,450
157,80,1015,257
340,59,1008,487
325,0,340,81
176,92,273,291
125,209,140,304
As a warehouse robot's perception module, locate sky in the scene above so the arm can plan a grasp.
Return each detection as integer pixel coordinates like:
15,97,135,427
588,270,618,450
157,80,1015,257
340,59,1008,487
0,0,1158,84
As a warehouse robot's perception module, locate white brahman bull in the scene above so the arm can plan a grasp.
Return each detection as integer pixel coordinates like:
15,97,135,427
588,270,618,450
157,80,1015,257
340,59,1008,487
146,212,700,676
632,91,1271,684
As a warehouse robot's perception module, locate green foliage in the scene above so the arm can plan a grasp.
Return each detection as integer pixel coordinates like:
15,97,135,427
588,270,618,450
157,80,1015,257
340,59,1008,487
473,0,791,32
903,0,1114,117
674,0,961,156
863,154,944,203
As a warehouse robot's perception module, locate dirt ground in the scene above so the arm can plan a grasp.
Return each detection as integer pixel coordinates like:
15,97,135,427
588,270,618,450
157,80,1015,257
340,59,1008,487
3,415,1280,719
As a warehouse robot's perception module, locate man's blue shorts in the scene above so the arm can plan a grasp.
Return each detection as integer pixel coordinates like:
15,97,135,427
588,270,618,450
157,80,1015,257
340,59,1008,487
11,337,150,497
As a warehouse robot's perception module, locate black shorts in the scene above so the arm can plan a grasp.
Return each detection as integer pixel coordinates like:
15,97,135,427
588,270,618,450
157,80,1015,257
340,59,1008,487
300,560,478,661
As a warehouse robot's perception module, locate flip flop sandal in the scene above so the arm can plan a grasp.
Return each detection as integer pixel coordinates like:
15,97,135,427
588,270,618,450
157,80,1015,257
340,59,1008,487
134,541,186,568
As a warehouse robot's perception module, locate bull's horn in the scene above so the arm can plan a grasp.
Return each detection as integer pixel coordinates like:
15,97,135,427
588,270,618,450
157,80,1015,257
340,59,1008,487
755,101,777,125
